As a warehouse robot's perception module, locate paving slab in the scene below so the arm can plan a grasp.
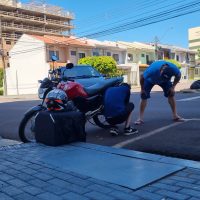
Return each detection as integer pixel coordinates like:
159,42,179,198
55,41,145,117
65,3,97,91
27,143,184,190
1,142,200,199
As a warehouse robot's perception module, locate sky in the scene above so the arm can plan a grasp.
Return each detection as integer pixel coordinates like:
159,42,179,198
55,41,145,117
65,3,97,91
22,0,200,48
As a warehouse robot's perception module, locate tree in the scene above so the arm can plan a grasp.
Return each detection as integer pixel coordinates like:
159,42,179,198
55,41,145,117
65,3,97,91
78,56,123,76
0,68,3,95
164,59,181,69
0,68,3,87
197,48,200,60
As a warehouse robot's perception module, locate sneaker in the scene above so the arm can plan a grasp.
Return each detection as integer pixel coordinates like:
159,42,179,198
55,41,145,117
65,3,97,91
124,127,138,136
110,127,119,136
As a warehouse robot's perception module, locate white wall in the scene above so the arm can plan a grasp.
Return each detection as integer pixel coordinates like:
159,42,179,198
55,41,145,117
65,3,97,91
6,34,49,95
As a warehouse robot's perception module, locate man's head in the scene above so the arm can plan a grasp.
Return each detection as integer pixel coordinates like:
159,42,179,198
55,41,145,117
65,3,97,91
160,63,173,81
121,83,131,90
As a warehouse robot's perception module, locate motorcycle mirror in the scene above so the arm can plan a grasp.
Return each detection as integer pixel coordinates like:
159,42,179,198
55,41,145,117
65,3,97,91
51,55,58,62
66,62,74,69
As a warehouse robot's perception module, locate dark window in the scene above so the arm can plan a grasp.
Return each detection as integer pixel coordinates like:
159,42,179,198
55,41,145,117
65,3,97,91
79,53,85,59
113,54,119,61
176,55,179,61
195,68,199,75
128,53,133,61
49,50,59,60
6,41,11,45
93,52,99,56
107,52,111,56
71,51,76,56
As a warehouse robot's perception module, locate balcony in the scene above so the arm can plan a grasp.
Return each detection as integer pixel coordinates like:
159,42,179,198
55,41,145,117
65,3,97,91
0,11,74,29
1,22,66,36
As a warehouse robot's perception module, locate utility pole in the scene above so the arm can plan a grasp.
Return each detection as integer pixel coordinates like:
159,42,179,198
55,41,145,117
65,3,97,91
154,36,159,61
0,17,7,96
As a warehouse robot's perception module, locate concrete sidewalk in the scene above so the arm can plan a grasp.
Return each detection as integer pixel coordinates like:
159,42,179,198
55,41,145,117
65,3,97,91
1,141,200,200
0,80,198,103
132,79,196,93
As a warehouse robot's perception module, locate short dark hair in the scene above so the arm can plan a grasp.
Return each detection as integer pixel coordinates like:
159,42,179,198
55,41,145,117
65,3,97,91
66,63,74,69
121,83,131,90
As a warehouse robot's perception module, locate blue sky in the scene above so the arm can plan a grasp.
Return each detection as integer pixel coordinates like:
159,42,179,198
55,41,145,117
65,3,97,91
22,0,200,48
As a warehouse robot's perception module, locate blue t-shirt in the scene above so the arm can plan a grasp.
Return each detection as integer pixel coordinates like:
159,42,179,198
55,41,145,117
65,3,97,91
143,60,181,85
104,85,129,118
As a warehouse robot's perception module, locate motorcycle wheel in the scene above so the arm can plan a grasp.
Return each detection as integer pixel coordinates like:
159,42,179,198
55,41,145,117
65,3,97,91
18,111,39,143
93,114,112,129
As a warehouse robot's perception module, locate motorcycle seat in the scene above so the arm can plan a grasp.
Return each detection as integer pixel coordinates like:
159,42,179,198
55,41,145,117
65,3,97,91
83,77,123,96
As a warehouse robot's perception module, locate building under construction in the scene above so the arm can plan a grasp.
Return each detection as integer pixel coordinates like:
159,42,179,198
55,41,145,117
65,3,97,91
0,0,74,68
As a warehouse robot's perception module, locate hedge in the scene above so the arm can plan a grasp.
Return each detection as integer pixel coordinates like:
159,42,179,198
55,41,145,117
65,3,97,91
0,68,3,88
78,56,123,77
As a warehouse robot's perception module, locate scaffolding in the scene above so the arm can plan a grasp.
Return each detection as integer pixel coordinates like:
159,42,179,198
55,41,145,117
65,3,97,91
0,0,74,38
0,0,74,18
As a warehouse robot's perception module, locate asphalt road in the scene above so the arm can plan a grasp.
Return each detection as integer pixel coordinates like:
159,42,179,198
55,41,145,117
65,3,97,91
0,91,200,161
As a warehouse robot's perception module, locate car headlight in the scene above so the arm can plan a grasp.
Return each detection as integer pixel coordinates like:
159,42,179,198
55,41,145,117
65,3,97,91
38,88,47,99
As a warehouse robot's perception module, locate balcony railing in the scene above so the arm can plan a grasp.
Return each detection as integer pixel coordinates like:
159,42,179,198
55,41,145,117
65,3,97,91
1,22,65,35
0,0,74,19
0,11,74,28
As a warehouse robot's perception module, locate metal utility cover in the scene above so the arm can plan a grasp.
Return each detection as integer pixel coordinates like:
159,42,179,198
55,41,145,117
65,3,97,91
39,145,184,189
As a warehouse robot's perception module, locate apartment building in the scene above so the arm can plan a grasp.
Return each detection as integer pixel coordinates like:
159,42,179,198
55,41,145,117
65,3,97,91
0,0,74,68
188,27,200,54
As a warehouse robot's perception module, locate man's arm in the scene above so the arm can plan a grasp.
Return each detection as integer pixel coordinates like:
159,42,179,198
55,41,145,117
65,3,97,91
172,72,181,88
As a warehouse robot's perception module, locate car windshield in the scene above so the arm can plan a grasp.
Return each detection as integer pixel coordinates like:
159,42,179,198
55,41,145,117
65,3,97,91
61,65,101,78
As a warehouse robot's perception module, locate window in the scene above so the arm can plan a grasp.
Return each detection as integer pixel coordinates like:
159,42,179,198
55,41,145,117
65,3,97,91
141,54,145,57
71,51,76,56
128,53,133,62
6,41,11,45
170,53,175,59
79,52,85,59
106,52,111,56
195,68,199,75
49,50,59,60
176,55,179,61
93,51,99,56
113,54,119,61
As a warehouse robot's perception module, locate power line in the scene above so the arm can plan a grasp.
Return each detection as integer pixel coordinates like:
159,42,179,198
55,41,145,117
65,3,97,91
81,1,200,38
9,1,200,56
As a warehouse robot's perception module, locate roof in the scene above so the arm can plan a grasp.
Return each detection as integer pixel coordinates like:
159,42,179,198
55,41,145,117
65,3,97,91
117,41,155,51
30,35,94,48
86,39,127,50
149,42,196,54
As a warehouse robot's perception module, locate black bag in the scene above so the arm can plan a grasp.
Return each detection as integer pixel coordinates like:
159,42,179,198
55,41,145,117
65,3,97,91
35,111,86,146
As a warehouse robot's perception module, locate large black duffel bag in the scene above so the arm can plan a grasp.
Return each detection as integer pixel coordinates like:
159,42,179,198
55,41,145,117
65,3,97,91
35,111,86,146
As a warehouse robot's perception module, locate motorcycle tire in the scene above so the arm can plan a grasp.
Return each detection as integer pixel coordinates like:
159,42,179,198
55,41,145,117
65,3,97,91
93,114,112,129
18,111,39,143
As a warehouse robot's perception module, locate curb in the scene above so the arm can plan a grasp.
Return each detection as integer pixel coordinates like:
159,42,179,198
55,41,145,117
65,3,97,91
180,89,200,93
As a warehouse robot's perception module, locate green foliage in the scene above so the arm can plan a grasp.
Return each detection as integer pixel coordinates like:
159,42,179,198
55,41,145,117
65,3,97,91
0,68,3,88
197,48,200,59
78,56,123,77
164,59,181,69
0,87,3,95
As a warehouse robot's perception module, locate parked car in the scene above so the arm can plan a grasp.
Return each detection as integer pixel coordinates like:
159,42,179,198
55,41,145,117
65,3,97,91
59,64,108,87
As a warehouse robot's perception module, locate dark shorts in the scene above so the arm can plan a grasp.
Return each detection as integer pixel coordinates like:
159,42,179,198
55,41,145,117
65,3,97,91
141,80,173,100
106,103,134,125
